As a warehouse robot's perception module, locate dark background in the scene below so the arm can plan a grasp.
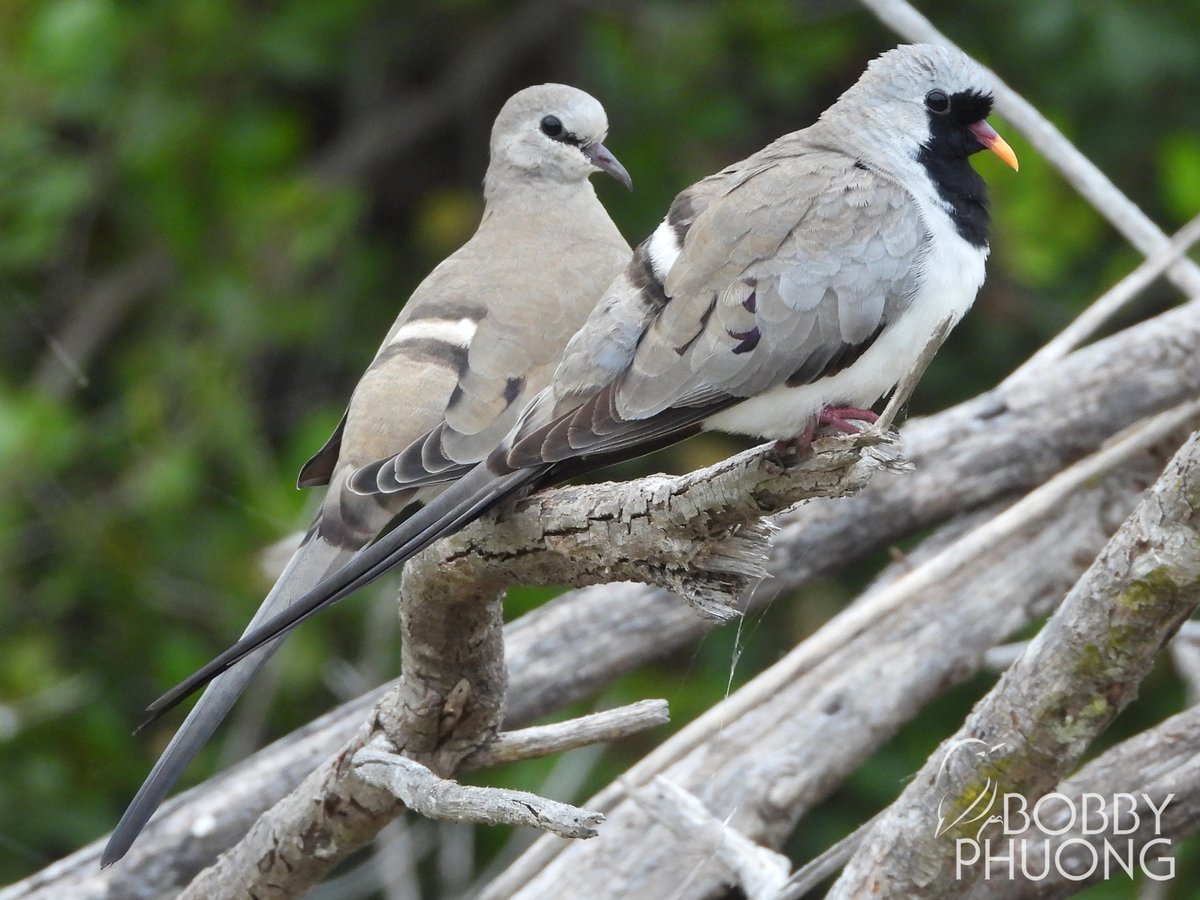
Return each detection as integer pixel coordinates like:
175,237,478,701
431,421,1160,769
3,0,1199,894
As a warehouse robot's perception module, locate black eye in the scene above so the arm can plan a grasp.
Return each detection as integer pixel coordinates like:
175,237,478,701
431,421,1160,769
540,115,563,137
925,90,951,115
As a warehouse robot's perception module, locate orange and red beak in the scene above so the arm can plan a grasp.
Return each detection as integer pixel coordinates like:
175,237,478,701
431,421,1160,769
968,120,1019,171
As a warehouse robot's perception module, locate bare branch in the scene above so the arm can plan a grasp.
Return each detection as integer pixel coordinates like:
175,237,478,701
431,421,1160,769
405,426,906,624
173,429,905,897
831,429,1200,897
18,299,1200,900
1010,213,1200,378
771,815,881,900
628,777,791,900
486,412,1180,899
876,315,953,431
964,705,1200,898
354,739,605,839
465,700,670,769
777,704,1200,900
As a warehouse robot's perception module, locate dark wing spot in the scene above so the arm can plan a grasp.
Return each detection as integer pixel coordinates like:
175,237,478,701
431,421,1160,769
503,376,524,405
729,326,761,355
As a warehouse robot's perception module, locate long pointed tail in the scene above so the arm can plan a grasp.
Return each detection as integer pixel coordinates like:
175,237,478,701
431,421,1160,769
101,527,359,866
135,458,542,761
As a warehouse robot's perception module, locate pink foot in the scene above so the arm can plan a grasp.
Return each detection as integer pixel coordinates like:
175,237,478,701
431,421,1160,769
767,418,816,469
817,406,878,434
767,406,878,470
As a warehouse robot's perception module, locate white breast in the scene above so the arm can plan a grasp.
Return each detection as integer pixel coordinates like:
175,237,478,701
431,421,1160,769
704,197,988,440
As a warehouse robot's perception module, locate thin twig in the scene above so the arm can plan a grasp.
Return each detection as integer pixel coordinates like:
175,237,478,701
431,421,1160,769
627,776,791,900
877,315,954,431
353,740,605,839
463,700,670,769
1010,213,1200,379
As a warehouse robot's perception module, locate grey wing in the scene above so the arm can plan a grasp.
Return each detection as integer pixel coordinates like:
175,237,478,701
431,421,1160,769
617,152,928,418
346,307,562,495
348,232,630,496
506,152,928,467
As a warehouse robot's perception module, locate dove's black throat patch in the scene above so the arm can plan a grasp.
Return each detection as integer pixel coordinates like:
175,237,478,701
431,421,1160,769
917,90,992,249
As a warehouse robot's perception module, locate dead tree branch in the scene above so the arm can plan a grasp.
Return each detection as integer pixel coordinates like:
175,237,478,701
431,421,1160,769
628,776,791,900
15,296,1200,900
964,705,1200,899
484,406,1196,900
354,739,605,839
830,429,1200,897
174,427,906,898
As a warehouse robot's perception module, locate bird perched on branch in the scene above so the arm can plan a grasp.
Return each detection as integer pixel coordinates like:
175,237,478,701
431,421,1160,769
103,83,632,866
140,42,1018,797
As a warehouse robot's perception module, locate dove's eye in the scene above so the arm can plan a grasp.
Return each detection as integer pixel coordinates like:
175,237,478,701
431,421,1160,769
540,115,564,137
925,90,951,115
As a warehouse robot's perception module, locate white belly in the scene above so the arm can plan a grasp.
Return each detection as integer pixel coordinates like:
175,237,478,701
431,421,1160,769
704,208,988,440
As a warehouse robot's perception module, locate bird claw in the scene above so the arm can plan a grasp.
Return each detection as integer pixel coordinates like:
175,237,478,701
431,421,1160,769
764,420,817,472
817,406,879,434
764,406,882,471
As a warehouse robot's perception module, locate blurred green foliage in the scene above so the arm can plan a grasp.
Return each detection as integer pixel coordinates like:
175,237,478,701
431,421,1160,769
2,0,1199,893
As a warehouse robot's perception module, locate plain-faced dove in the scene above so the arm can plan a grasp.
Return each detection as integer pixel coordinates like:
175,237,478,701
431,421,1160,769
102,83,631,866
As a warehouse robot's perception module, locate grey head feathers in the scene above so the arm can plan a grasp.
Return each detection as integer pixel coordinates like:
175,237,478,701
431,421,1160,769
814,43,1014,248
486,83,630,194
818,44,996,160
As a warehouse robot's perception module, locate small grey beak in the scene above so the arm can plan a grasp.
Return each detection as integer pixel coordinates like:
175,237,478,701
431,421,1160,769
584,142,633,191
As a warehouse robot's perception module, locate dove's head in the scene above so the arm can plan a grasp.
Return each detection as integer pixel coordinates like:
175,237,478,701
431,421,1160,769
487,84,631,194
823,43,1018,175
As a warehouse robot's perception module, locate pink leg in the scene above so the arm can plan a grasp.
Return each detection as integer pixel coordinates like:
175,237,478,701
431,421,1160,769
817,405,878,434
768,416,817,467
768,406,878,468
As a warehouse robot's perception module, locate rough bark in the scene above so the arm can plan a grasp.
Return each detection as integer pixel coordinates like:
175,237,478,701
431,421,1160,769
963,705,1200,899
483,413,1192,899
830,431,1200,897
10,300,1200,900
175,430,906,898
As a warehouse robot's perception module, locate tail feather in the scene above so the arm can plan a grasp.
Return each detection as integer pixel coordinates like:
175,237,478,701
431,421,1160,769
101,530,357,866
140,460,543,733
